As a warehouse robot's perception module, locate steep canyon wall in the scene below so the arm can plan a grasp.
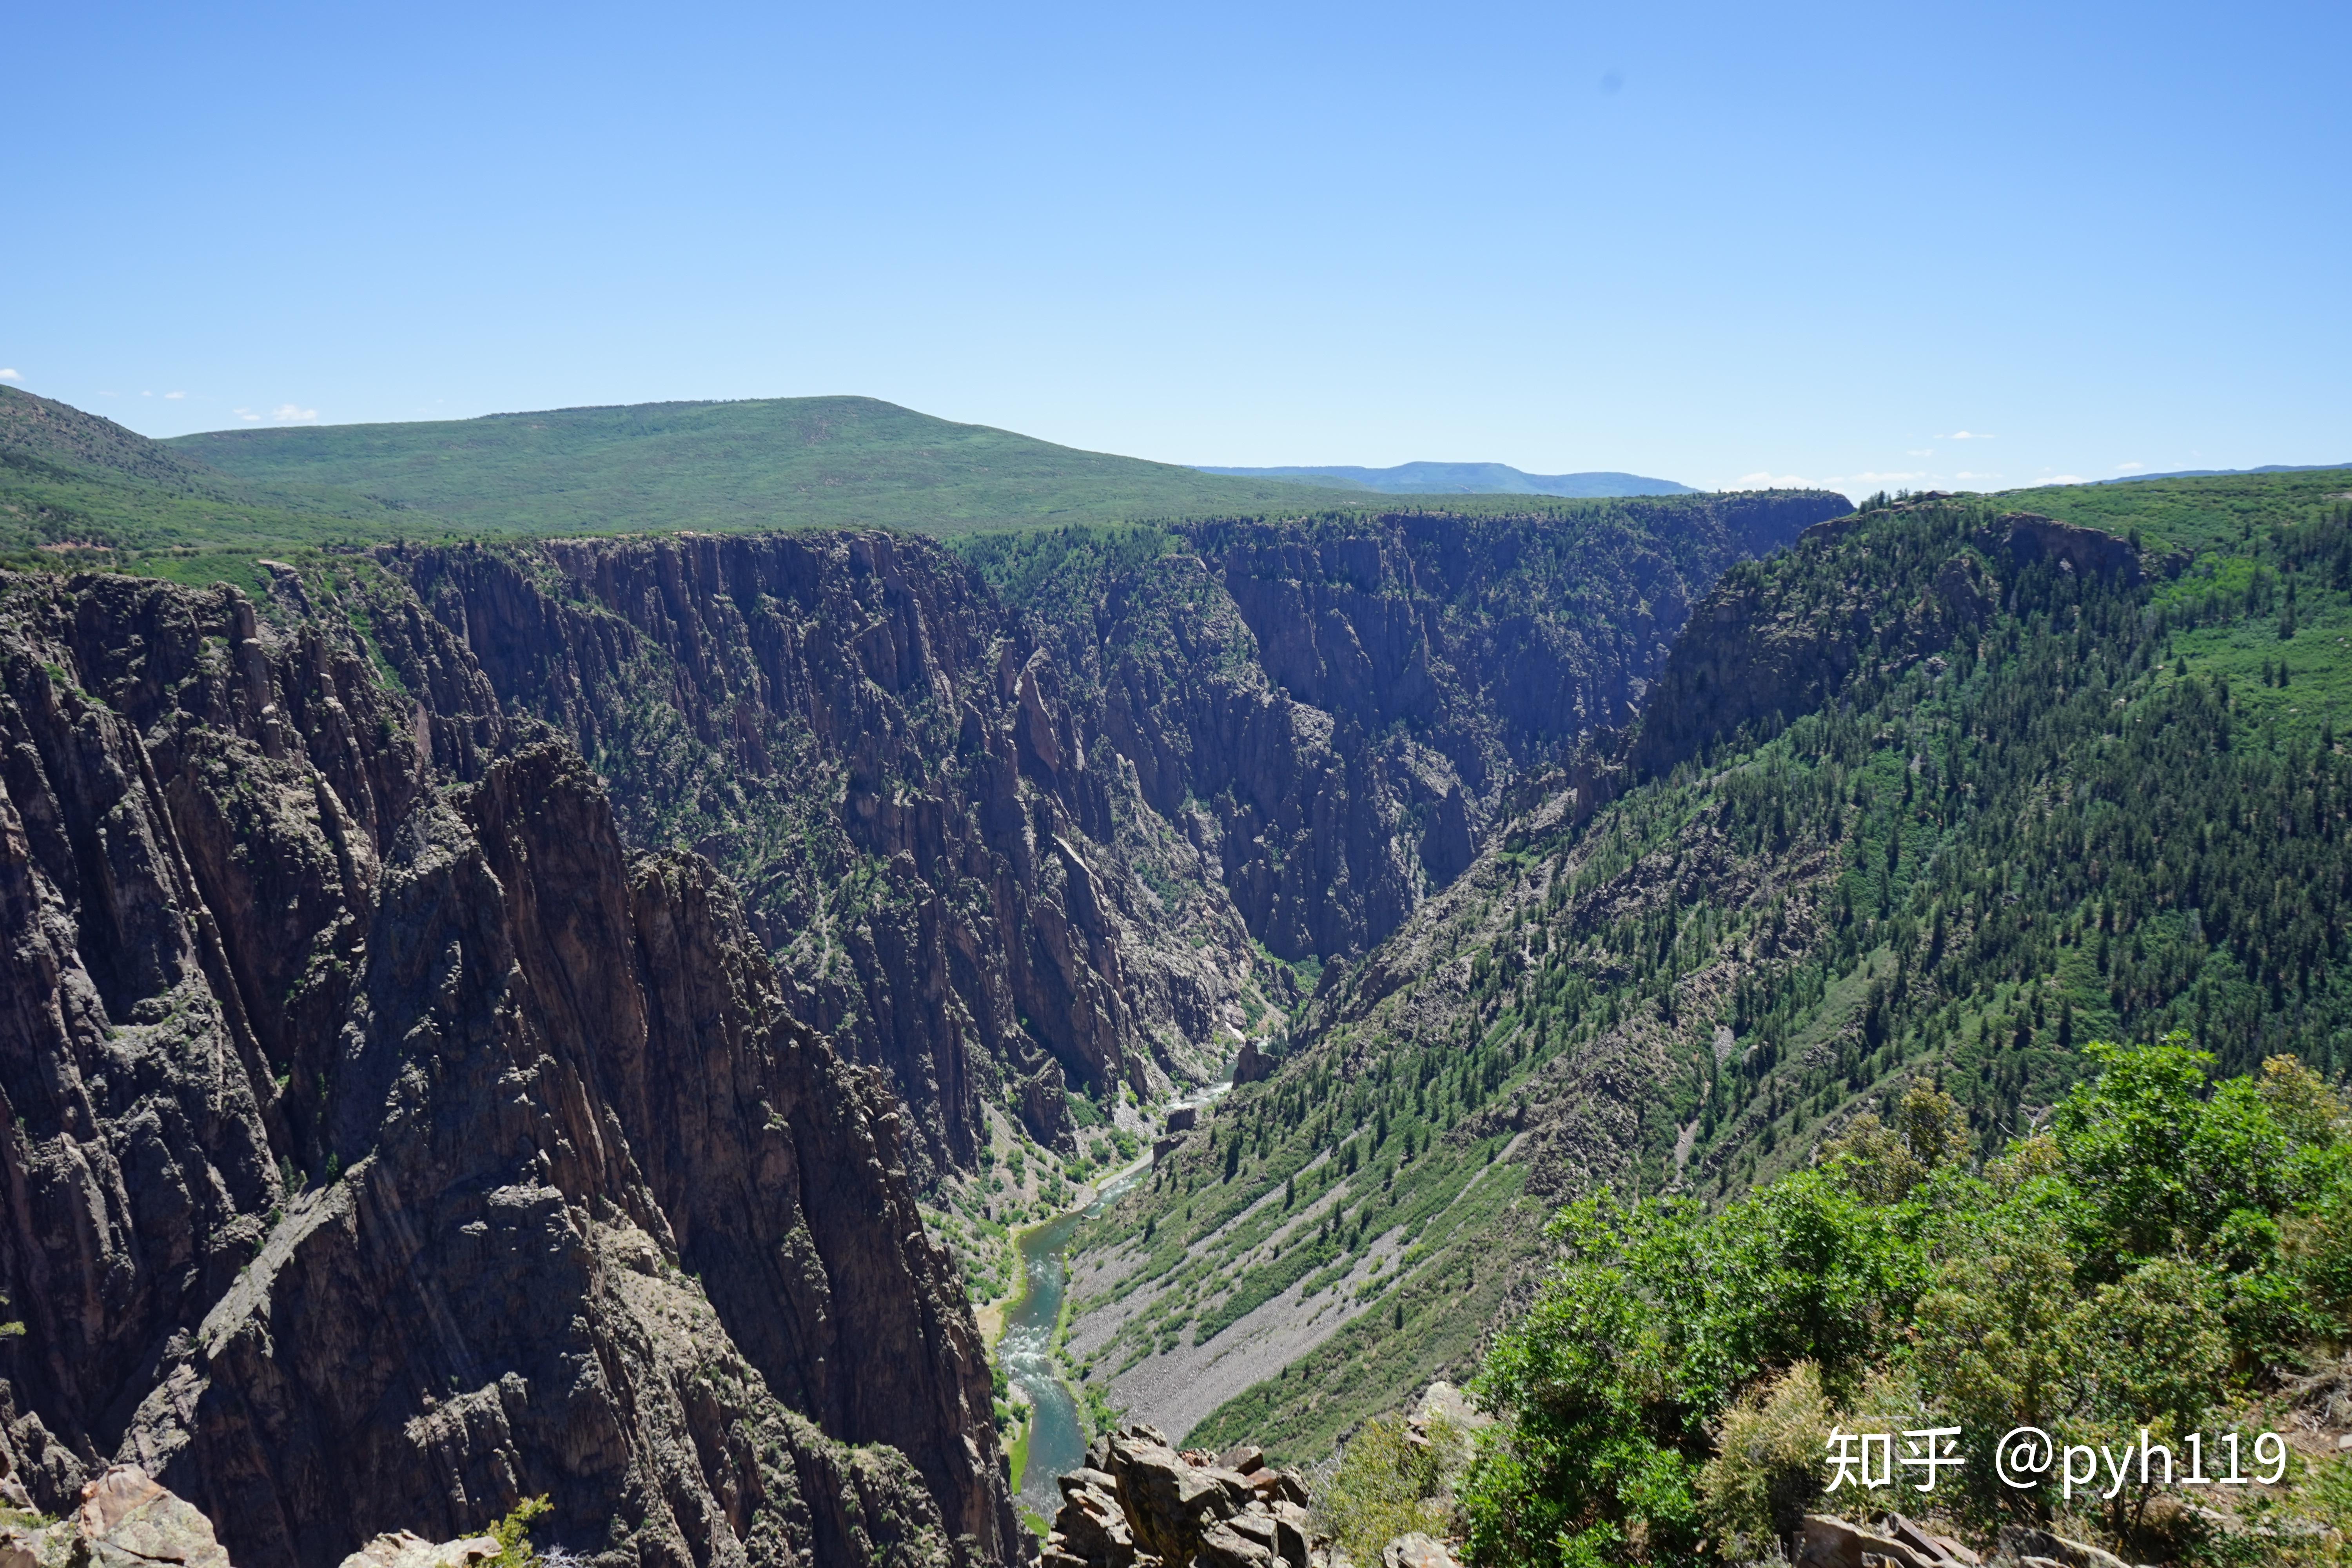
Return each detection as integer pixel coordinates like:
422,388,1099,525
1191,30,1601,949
0,568,1014,1567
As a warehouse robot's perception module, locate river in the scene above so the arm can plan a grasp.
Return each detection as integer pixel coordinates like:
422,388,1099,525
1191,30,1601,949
1002,1072,1235,1517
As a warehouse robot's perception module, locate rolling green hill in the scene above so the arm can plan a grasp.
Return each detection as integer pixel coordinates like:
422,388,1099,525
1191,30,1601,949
0,387,1828,594
0,385,405,582
165,395,1384,537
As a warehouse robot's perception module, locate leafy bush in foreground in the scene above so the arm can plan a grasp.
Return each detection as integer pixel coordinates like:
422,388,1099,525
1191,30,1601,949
1461,1040,2352,1566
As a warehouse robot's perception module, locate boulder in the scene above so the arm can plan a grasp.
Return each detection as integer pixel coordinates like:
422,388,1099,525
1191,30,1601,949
1247,1470,1312,1507
1796,1514,1938,1568
1108,1433,1238,1564
1881,1514,1977,1566
1216,1444,1267,1476
1267,1503,1313,1566
1992,1526,2132,1568
1202,1468,1263,1507
335,1532,504,1568
1410,1383,1493,1434
1381,1534,1459,1568
1798,1512,2001,1568
1045,1479,1139,1568
1198,1516,1279,1567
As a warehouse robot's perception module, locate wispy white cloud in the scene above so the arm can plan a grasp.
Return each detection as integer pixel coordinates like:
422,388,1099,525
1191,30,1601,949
164,390,186,400
1906,448,1935,457
2113,461,2144,473
270,403,319,422
234,407,261,422
1939,430,1995,441
2034,474,2087,486
141,390,153,397
0,368,20,381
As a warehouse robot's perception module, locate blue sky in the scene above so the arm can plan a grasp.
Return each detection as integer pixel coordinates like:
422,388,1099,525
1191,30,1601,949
7,0,2347,493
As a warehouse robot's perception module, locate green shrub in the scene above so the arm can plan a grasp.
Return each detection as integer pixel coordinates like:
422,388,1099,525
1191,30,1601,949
1315,1413,1465,1567
486,1496,551,1568
1694,1361,1832,1560
1460,1038,2352,1567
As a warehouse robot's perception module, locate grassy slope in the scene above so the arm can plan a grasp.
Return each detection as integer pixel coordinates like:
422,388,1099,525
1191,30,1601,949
1066,468,2352,1466
0,386,405,571
13,386,1789,592
166,395,1385,537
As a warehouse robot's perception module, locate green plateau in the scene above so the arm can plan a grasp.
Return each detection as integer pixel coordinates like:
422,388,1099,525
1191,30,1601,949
161,394,1385,537
4,384,1749,583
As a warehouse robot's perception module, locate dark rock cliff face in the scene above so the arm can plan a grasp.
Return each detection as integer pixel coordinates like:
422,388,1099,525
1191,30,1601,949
0,570,1016,1567
1017,498,1853,963
370,532,1252,1168
298,501,1845,1186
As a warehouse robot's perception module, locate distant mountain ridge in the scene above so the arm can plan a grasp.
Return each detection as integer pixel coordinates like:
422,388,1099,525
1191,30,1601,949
1196,460,1696,497
2100,460,2351,485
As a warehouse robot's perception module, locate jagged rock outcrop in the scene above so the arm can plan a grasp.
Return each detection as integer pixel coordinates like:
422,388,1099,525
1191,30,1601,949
0,570,1016,1566
0,1464,233,1568
1987,1523,2134,1568
336,1530,503,1568
1978,512,2143,584
1230,1039,1272,1086
375,532,1249,1165
1041,1427,1318,1568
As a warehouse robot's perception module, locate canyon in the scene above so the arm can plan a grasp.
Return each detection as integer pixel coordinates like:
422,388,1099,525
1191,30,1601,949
0,399,1844,1568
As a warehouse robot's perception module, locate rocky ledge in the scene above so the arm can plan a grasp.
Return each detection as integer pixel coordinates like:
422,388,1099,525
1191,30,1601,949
1041,1426,1321,1568
0,1462,514,1568
0,1464,232,1568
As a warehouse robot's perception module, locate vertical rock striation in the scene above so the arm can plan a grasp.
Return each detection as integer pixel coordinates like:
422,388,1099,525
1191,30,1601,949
0,569,1016,1567
1013,498,1852,964
378,533,1251,1166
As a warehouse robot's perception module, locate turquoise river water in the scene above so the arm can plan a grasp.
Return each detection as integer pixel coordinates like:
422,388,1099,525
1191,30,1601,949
1002,1074,1232,1516
1002,1172,1136,1515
